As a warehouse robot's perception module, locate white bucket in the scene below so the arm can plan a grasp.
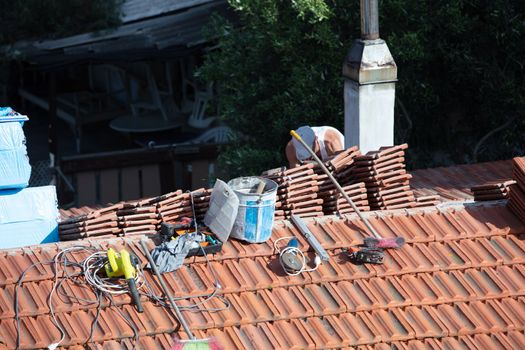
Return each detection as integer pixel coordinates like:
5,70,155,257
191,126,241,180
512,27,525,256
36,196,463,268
228,176,278,243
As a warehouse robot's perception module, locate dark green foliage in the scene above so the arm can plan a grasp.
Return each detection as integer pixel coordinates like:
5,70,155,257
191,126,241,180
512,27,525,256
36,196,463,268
0,0,123,44
201,0,525,177
382,0,525,166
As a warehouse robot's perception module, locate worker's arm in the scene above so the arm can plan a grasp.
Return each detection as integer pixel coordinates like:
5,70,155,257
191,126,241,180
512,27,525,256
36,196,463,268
285,140,301,168
323,129,345,157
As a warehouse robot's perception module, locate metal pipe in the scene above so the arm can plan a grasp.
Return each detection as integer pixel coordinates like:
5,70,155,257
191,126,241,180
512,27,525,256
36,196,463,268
360,0,379,40
139,239,196,340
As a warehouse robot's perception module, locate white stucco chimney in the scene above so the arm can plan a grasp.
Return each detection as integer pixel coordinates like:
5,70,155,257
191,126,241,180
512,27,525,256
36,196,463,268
343,0,397,153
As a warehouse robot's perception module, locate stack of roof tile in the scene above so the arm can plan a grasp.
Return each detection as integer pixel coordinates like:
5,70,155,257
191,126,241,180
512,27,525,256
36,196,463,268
412,194,441,207
262,163,323,220
154,188,211,224
324,145,360,178
509,157,525,222
59,189,212,241
349,144,416,210
317,180,370,215
410,159,513,202
58,204,121,240
314,146,370,215
472,180,516,201
115,204,160,236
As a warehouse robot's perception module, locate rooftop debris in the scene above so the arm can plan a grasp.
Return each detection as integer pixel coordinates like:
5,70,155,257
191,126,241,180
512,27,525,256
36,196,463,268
289,128,405,262
4,153,525,350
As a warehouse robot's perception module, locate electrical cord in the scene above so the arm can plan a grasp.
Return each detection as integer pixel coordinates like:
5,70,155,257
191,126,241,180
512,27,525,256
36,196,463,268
14,242,229,349
15,260,53,350
87,290,103,346
15,194,228,349
48,246,94,349
274,237,321,276
107,294,140,347
82,251,144,295
139,246,230,313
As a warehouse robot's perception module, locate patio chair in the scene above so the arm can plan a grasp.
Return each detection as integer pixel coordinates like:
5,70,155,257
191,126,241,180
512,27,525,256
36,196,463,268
187,91,216,129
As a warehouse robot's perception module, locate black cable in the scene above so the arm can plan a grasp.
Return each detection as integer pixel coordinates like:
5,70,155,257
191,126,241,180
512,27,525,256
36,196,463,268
15,260,53,350
56,253,97,305
56,276,99,306
14,244,227,350
85,290,103,348
108,294,139,350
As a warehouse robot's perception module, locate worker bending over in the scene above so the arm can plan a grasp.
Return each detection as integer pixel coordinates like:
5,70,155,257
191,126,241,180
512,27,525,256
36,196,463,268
286,125,345,168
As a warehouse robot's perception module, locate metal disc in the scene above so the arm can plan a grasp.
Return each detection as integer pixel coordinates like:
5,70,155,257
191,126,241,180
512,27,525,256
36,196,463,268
281,252,303,272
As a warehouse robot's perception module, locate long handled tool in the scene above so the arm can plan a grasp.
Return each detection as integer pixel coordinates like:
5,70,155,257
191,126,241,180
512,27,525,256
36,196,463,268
140,240,219,349
290,130,404,249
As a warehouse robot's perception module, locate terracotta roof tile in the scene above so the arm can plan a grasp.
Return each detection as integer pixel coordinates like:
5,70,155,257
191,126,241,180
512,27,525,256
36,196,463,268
411,159,513,201
2,198,525,348
7,155,525,349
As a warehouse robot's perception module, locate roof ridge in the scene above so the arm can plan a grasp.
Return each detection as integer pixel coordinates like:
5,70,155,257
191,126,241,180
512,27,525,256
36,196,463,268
304,199,509,224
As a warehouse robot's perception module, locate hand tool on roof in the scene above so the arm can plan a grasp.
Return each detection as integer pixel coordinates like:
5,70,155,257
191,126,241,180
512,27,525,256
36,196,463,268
362,236,405,249
104,248,143,313
290,214,329,261
274,237,321,276
290,130,405,250
346,247,385,264
160,217,193,241
140,239,220,350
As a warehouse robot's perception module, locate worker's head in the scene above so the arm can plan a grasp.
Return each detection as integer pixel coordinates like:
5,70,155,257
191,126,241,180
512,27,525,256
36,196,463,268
292,126,315,161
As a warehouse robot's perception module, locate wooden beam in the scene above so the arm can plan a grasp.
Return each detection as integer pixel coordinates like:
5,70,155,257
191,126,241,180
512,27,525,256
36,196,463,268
48,72,58,157
61,144,220,173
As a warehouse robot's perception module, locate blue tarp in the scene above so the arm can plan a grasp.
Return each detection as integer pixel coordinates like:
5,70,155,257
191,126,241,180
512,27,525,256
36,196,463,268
0,186,59,249
0,108,31,190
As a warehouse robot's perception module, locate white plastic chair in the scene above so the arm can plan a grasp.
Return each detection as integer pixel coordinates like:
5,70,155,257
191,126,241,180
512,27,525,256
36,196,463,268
185,126,232,144
187,92,216,129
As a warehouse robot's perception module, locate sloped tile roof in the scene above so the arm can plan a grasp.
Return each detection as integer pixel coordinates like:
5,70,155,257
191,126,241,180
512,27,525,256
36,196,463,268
2,199,525,349
411,159,513,201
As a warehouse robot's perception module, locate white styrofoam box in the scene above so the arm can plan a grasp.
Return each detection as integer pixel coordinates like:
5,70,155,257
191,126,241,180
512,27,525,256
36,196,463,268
0,121,31,189
0,186,59,249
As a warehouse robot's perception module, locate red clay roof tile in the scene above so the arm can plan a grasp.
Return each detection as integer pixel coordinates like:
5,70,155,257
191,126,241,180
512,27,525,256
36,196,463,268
4,170,525,349
411,159,513,201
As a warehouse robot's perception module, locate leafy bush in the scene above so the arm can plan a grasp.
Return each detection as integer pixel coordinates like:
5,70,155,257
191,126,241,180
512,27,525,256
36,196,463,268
201,0,525,177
